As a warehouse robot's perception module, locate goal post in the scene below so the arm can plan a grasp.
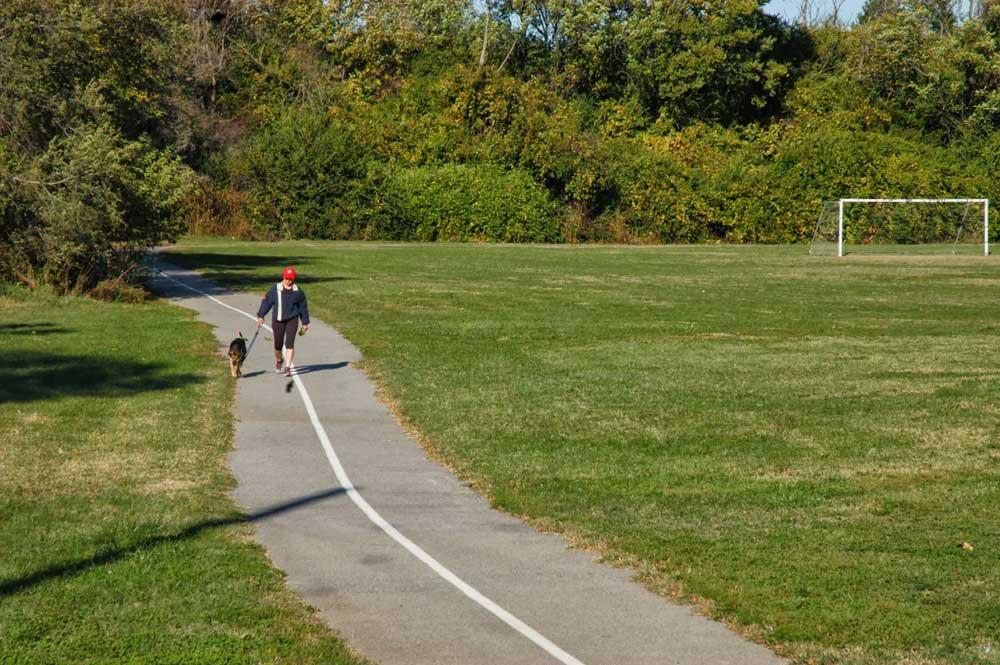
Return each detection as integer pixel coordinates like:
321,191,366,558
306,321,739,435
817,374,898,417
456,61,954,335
810,198,990,257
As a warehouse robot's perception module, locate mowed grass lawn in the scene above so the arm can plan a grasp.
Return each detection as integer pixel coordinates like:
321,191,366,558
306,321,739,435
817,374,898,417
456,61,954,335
0,285,368,664
168,240,1000,665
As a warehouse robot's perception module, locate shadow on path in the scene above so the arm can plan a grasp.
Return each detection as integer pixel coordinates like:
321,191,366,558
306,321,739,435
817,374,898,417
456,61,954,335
0,487,351,597
292,362,349,376
0,350,203,405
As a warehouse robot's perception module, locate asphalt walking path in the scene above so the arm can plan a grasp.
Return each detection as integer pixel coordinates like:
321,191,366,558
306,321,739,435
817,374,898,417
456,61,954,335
151,261,785,665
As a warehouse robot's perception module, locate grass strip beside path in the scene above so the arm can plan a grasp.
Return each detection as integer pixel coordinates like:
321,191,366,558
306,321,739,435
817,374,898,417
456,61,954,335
167,240,1000,665
0,284,369,664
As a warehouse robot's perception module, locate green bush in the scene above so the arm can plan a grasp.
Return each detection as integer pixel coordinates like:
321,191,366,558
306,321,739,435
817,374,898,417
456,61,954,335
442,68,615,213
90,277,149,303
379,164,560,242
685,118,993,243
224,106,375,239
601,130,735,242
0,1,192,293
0,93,193,293
581,119,992,245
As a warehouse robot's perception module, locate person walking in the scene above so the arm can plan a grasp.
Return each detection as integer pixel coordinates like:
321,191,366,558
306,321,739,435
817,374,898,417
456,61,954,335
257,266,310,377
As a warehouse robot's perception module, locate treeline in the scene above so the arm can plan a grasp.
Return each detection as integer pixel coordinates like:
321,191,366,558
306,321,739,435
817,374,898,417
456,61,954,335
3,0,1000,292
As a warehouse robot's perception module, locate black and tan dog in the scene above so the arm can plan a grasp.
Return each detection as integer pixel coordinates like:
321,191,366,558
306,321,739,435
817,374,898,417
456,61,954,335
228,331,248,378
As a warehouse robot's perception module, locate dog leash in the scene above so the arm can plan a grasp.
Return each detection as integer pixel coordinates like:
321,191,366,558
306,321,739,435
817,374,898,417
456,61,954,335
245,326,261,356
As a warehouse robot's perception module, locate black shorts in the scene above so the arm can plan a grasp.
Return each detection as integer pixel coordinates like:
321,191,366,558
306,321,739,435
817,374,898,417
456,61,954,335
273,318,299,350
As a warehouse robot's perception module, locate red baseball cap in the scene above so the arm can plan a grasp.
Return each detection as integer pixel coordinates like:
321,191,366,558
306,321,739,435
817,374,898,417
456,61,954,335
283,266,296,280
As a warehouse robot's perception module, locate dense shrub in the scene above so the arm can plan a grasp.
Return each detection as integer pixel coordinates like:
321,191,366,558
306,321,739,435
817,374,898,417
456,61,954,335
706,120,993,242
345,73,472,167
600,130,737,242
619,2,811,127
90,277,150,303
0,0,191,293
223,107,375,239
440,68,617,215
0,95,193,293
183,178,254,239
0,0,183,151
8,0,1000,289
847,12,1000,137
576,118,994,245
379,164,560,242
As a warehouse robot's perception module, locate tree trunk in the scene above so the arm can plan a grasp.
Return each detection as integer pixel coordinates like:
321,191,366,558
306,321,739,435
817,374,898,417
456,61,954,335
479,15,489,67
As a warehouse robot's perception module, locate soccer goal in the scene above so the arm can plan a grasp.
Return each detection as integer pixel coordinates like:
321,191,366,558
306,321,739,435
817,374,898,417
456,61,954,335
809,199,990,256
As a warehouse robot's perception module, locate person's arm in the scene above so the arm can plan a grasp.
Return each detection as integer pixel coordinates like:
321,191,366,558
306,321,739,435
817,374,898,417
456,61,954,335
256,286,274,325
299,291,310,331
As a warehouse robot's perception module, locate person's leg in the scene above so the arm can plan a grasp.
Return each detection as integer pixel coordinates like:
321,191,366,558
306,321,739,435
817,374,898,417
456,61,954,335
283,318,299,374
272,320,286,371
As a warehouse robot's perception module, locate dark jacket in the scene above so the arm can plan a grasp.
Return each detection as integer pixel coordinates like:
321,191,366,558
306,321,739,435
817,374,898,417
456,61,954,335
257,282,310,324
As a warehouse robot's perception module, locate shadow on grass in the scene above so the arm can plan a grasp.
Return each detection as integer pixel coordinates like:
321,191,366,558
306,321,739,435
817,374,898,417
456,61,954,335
163,252,301,271
0,487,351,597
0,323,74,336
157,253,353,296
0,350,203,405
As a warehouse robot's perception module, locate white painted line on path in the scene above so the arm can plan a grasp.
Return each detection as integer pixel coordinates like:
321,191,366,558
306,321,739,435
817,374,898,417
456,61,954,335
156,269,587,665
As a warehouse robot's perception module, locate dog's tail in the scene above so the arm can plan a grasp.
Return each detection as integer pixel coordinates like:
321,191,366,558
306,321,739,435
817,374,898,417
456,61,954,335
238,330,246,340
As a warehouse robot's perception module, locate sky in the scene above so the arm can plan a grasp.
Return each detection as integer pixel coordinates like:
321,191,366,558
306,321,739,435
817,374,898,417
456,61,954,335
762,0,867,24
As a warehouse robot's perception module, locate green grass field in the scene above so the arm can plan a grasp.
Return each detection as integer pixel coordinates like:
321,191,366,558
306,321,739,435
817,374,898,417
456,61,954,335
0,285,369,664
166,240,1000,665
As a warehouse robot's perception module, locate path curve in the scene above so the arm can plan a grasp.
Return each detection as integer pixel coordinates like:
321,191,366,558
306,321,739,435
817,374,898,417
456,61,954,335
152,261,784,665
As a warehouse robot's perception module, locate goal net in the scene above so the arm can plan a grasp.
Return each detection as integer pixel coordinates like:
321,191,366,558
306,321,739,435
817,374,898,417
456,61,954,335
809,199,990,256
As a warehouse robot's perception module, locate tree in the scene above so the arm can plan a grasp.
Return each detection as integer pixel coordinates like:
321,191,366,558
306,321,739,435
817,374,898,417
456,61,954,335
319,0,473,88
859,0,957,31
621,0,809,126
849,7,1000,135
0,0,193,292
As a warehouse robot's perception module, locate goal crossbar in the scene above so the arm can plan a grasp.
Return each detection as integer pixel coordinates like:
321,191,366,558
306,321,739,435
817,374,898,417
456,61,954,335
840,198,988,204
834,198,990,256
